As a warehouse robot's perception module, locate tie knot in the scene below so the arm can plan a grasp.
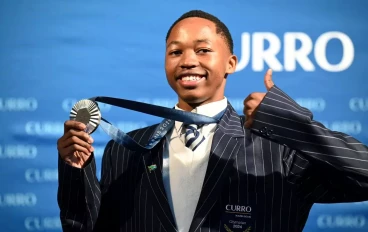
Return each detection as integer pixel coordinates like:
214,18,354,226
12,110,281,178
183,123,203,130
185,124,198,131
182,123,205,151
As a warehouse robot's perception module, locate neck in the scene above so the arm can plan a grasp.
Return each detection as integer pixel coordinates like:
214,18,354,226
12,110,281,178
177,101,201,112
177,97,225,112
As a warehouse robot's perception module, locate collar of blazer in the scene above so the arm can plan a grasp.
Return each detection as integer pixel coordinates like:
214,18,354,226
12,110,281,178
216,101,246,138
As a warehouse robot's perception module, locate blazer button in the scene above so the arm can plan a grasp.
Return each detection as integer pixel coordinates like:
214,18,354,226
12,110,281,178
267,129,273,136
260,127,267,135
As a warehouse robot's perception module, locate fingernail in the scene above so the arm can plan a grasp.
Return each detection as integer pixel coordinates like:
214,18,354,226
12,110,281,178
90,146,94,152
88,136,94,143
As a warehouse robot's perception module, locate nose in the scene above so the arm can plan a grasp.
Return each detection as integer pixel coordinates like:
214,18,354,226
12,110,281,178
179,51,199,69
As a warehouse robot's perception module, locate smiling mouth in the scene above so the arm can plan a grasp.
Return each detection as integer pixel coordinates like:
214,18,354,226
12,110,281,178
177,75,206,81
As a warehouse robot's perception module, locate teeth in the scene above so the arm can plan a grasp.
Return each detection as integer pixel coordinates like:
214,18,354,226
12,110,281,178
181,76,203,81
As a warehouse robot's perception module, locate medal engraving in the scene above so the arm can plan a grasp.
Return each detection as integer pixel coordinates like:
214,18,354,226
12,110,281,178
70,99,101,134
75,108,91,125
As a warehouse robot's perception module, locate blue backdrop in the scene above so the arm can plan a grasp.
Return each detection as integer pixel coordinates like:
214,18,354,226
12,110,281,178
0,1,367,231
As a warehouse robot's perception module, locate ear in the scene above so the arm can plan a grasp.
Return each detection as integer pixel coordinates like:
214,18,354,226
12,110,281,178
226,54,238,74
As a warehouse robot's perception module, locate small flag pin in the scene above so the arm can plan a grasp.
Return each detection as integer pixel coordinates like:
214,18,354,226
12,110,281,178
148,164,157,173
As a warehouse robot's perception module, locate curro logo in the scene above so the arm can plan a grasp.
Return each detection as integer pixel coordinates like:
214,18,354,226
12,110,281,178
235,32,354,72
349,98,368,112
25,169,58,183
0,193,37,207
0,145,37,159
225,204,252,213
25,217,61,231
0,98,38,111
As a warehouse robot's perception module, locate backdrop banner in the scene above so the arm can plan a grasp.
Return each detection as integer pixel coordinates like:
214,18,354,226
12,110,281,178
0,1,367,231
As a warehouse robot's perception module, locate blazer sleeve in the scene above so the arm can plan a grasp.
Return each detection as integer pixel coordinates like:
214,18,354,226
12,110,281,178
251,85,368,201
57,140,114,232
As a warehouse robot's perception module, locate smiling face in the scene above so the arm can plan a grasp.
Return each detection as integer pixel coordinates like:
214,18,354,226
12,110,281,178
165,17,237,111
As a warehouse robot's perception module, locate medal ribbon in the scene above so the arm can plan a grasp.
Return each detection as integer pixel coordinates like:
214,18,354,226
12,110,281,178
87,96,225,151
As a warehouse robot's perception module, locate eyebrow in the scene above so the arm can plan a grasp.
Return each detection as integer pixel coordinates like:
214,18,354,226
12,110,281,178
166,39,211,48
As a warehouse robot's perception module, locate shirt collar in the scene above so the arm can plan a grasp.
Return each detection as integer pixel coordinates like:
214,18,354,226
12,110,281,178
174,97,228,117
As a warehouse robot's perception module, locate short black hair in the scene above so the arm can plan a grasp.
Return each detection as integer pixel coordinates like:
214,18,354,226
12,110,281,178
165,10,234,54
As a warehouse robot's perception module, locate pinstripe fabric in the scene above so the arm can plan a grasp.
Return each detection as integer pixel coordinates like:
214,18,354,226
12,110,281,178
58,85,368,232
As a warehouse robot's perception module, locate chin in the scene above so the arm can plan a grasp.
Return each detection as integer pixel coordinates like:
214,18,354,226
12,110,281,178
179,92,208,104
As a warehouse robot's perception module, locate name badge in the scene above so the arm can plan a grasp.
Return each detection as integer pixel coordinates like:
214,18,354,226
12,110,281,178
220,203,255,232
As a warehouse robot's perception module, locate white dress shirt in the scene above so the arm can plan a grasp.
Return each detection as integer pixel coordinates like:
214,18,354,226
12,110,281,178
162,97,228,232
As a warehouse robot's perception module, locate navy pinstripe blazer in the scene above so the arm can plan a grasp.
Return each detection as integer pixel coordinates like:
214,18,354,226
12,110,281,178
57,86,368,232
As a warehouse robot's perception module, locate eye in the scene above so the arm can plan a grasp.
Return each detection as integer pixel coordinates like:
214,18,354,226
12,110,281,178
169,50,182,56
197,48,211,54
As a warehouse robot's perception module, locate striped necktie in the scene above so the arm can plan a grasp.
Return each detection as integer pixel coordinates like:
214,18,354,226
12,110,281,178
184,124,205,151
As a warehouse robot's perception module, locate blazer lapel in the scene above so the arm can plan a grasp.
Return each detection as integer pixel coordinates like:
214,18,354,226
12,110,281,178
141,139,178,231
189,103,245,232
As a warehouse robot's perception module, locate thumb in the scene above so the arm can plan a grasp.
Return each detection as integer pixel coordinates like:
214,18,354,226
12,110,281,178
264,68,274,91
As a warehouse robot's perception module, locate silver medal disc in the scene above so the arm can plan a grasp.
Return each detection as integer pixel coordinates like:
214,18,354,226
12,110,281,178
70,99,101,134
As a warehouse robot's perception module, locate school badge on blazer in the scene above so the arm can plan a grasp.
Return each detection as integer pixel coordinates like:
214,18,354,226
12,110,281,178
220,203,255,232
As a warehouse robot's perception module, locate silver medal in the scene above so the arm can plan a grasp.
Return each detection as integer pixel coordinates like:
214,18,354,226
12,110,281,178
70,99,101,134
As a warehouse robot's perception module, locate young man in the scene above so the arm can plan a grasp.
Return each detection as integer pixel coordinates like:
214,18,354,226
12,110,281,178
57,10,368,232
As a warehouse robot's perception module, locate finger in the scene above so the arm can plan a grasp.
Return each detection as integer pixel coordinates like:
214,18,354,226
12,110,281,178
73,151,91,167
243,103,252,116
243,95,251,106
64,120,86,133
62,144,92,159
64,153,81,165
244,118,253,128
63,153,86,168
59,129,93,145
245,109,254,118
243,105,254,117
58,134,94,157
244,99,259,112
66,129,93,143
75,151,89,164
244,93,266,105
63,156,74,165
264,68,274,91
61,136,94,152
